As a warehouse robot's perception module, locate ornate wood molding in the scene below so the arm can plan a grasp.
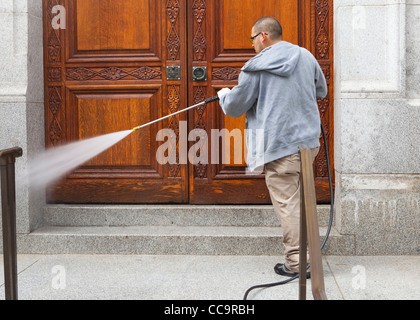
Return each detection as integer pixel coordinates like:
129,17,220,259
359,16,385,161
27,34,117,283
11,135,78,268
45,0,64,146
66,66,162,81
47,67,62,82
47,86,63,146
192,0,207,61
166,0,181,60
165,0,182,178
212,66,241,81
313,0,333,181
46,0,62,63
167,85,182,178
193,86,208,179
315,0,330,60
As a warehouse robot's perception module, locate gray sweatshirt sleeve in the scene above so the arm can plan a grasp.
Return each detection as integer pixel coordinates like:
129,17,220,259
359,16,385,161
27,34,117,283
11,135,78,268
315,62,327,99
219,71,259,118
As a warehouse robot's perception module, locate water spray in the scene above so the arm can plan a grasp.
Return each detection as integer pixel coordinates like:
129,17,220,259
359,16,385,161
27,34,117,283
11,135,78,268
21,96,220,188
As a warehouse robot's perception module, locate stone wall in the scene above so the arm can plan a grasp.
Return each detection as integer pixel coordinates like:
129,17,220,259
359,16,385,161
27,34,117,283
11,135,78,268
334,0,420,254
0,0,45,233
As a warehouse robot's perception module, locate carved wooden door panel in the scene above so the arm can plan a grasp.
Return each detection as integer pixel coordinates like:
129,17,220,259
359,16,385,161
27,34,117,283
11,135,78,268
187,0,334,204
43,0,189,203
43,0,333,204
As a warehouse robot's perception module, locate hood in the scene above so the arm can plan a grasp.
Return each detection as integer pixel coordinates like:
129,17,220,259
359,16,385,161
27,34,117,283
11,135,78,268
242,41,301,77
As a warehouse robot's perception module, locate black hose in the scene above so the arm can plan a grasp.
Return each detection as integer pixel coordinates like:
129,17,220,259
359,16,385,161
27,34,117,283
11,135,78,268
243,123,334,300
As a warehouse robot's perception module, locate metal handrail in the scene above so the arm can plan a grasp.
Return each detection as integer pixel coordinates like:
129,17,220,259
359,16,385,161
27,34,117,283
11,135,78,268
0,147,23,300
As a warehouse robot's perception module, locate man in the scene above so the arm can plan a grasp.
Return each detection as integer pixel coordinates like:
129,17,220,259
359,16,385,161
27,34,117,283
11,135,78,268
218,17,327,277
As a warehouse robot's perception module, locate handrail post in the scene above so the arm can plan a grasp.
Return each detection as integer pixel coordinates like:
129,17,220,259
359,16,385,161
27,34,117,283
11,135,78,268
0,147,23,300
299,148,327,300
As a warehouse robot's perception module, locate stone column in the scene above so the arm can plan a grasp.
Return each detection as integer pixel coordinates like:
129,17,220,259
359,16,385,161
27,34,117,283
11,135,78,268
334,0,419,254
0,0,45,234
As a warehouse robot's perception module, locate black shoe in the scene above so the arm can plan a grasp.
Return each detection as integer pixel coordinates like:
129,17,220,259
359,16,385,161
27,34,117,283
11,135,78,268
274,263,311,279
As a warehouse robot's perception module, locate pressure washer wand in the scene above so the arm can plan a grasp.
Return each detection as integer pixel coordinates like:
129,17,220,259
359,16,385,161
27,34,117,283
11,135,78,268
132,95,219,131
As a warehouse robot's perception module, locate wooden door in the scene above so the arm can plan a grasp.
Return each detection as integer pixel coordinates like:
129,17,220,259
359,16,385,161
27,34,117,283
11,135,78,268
43,0,333,204
43,0,189,203
186,0,334,204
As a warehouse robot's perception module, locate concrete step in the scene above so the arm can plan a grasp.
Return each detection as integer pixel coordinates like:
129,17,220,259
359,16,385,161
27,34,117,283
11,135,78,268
43,204,334,228
18,225,354,256
16,204,354,256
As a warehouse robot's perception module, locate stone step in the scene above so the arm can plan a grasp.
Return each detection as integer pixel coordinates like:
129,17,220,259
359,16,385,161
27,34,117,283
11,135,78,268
43,205,334,228
20,204,351,256
18,225,354,256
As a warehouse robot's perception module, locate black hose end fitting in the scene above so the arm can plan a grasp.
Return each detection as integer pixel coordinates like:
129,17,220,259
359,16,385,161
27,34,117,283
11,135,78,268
205,95,220,104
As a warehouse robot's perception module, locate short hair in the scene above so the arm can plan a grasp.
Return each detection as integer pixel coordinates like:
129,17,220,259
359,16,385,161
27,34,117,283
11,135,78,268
253,16,283,40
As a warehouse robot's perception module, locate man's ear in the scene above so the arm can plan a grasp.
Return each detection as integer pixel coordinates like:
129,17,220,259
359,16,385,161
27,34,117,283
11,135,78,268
261,32,268,42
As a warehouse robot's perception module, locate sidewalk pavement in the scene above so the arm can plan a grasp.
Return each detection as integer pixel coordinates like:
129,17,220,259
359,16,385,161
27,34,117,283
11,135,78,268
0,254,419,300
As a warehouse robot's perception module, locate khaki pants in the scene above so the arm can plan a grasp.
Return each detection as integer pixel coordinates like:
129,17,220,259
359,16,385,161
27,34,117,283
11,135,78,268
265,148,319,273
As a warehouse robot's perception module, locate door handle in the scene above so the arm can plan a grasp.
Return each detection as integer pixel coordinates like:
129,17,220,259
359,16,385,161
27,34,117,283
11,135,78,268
192,66,207,81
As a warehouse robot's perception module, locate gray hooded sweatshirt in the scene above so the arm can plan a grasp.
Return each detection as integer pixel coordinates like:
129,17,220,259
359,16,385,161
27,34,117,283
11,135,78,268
219,40,327,172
